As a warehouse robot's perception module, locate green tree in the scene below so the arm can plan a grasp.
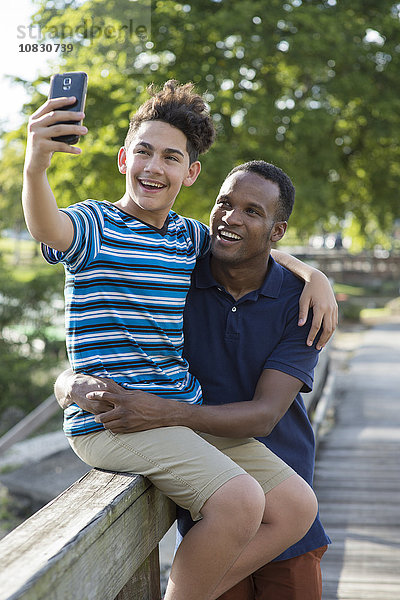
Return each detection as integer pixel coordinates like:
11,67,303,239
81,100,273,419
0,130,27,243
3,0,400,237
0,257,65,431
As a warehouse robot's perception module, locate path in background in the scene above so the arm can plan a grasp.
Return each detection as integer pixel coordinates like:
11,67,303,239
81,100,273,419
315,319,400,599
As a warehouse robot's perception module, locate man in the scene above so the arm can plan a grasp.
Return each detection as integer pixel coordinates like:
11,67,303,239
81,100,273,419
177,161,331,600
56,159,334,599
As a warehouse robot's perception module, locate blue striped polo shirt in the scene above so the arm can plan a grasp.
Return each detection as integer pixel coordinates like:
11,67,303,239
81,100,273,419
42,200,210,436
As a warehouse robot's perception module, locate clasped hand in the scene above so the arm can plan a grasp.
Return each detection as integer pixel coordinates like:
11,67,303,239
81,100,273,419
57,370,172,433
65,372,166,433
89,388,167,433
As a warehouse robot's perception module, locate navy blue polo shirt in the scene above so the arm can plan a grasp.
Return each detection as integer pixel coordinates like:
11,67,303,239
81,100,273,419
177,252,331,560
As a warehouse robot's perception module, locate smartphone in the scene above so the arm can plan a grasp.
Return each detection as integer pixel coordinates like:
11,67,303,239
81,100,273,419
48,71,88,145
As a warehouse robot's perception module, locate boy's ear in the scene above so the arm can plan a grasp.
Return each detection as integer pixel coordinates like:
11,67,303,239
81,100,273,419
271,221,287,243
118,147,127,174
182,161,201,187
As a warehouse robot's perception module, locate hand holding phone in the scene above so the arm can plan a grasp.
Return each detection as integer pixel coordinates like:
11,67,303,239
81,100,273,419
48,71,88,144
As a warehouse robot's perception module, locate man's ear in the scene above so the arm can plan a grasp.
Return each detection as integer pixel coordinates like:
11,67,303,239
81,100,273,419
271,221,288,243
118,147,127,174
182,161,201,187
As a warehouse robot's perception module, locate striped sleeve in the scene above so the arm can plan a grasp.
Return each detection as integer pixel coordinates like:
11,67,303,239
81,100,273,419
180,217,210,258
41,200,104,273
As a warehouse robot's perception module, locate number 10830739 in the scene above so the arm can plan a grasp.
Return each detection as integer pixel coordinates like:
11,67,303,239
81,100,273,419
19,43,74,53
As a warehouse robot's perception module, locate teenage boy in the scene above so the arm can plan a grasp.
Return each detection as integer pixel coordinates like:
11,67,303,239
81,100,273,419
57,161,333,600
23,81,330,600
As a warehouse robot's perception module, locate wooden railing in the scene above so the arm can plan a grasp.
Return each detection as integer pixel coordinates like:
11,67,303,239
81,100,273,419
0,346,333,600
0,469,176,600
292,249,400,286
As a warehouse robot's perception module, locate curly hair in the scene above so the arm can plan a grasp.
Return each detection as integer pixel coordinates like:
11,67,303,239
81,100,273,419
124,80,216,164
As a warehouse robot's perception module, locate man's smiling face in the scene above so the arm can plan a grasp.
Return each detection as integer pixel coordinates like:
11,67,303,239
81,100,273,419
118,120,200,226
210,171,284,266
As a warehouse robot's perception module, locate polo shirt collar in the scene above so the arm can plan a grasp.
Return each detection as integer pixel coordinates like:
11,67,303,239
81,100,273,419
194,252,284,299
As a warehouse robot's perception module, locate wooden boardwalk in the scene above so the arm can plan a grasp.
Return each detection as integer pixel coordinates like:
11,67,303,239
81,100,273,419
314,319,400,599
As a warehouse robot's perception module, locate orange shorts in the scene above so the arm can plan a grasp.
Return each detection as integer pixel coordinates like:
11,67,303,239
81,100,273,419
217,546,328,600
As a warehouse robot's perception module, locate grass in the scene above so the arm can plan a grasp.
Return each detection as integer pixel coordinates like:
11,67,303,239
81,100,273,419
333,280,400,323
0,236,36,257
0,236,64,281
0,464,22,475
333,283,369,297
359,304,396,326
0,236,56,281
360,307,391,320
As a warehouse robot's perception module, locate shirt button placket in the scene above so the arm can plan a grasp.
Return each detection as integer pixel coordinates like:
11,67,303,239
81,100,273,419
225,304,239,338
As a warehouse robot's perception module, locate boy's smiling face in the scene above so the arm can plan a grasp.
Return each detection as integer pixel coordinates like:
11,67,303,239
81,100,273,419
117,120,201,228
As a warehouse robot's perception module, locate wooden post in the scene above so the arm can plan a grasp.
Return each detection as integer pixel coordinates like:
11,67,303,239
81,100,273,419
116,547,162,600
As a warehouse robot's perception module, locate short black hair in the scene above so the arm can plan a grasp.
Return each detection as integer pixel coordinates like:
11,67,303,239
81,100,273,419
227,160,295,221
124,80,216,164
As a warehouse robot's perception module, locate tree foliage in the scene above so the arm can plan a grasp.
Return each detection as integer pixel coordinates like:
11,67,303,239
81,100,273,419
0,257,65,429
2,0,400,237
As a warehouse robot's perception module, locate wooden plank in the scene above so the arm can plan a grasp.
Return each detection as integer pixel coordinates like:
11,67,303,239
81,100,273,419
324,524,400,546
315,461,400,476
312,370,335,445
0,469,176,600
316,488,397,504
315,446,400,460
304,343,330,413
316,475,400,491
116,547,161,600
314,323,400,599
322,545,400,569
322,580,400,600
319,504,400,527
315,446,399,458
318,426,400,446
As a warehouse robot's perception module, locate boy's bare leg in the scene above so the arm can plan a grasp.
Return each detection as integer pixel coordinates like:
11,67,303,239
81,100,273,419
210,474,318,599
164,473,317,600
164,474,265,600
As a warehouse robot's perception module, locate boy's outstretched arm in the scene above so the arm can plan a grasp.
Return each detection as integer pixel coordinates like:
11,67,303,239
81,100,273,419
22,96,87,251
271,248,338,349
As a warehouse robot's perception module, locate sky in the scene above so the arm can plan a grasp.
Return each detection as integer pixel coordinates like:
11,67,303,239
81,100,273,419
0,0,150,132
1,1,67,132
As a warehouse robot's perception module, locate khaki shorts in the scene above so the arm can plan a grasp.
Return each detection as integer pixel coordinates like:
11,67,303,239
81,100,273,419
69,427,294,521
